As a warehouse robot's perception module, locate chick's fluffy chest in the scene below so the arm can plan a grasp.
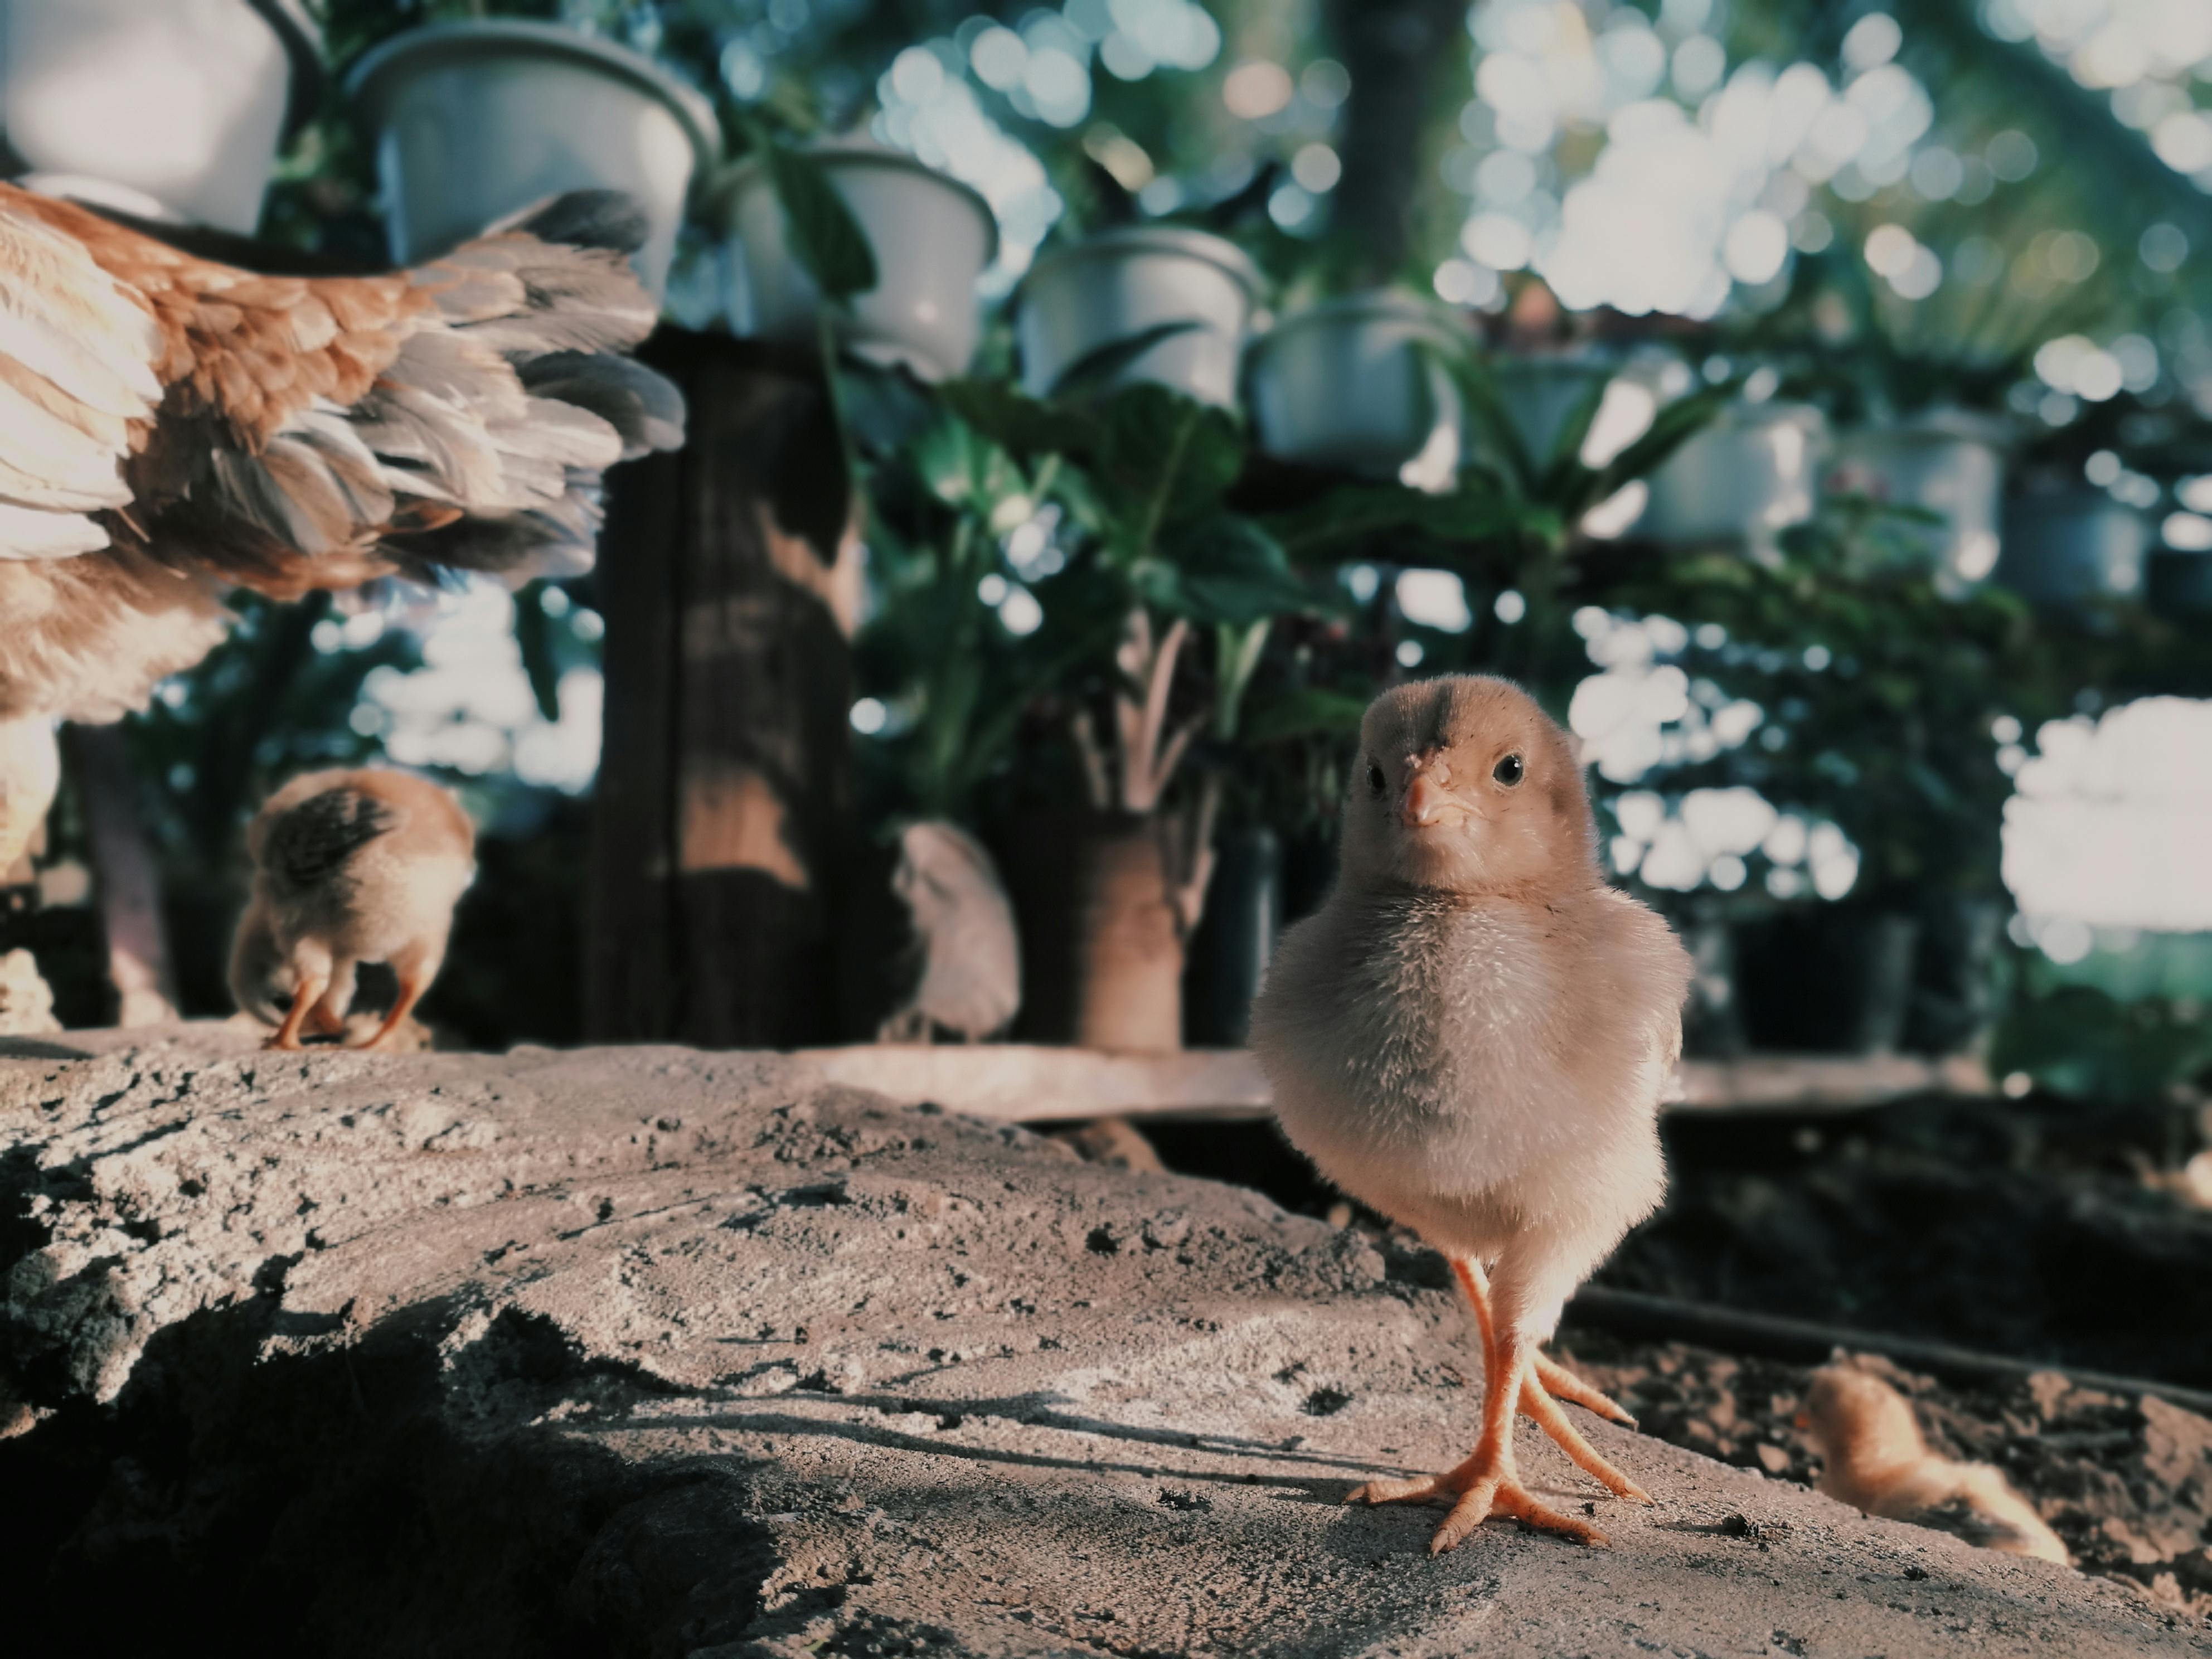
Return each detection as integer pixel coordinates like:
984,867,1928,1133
1253,885,1676,1260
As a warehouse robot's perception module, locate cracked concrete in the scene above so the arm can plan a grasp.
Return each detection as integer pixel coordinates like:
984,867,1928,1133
2,1025,2202,1657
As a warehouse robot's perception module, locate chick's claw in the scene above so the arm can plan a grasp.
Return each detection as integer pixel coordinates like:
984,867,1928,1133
1435,1475,1608,1552
1517,1377,1651,1503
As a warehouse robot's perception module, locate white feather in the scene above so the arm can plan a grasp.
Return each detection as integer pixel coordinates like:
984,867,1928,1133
0,500,110,559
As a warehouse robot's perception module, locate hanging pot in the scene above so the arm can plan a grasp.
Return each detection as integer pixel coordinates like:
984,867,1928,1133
1637,401,1826,550
1828,410,2010,588
1182,824,1282,1047
712,143,997,382
1995,488,2149,610
1016,226,1259,406
1005,812,1191,1052
1731,905,1920,1055
1479,353,1612,467
0,0,322,234
346,21,720,297
1245,293,1464,484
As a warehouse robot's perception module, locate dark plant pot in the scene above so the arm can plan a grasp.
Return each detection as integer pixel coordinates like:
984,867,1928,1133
2148,549,2212,619
1676,913,1746,1060
1731,906,1921,1055
1001,811,1187,1053
1995,490,2148,611
1282,827,1339,925
1904,896,2009,1058
1183,826,1283,1047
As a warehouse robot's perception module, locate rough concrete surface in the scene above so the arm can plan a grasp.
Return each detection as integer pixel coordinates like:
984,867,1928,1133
1,1026,2201,1658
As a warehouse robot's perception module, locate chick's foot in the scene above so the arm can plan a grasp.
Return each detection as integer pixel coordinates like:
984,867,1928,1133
1348,1451,1608,1551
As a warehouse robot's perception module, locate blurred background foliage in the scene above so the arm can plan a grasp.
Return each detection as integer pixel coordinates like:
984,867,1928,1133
55,0,2207,1095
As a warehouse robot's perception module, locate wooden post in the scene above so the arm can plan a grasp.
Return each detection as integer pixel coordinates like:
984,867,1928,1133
1327,0,1469,280
585,333,859,1047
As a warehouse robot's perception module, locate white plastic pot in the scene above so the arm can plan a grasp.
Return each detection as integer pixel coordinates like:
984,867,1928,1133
713,145,997,381
346,21,720,298
1017,227,1260,406
1482,354,1612,464
0,0,321,233
1996,489,2149,609
1828,411,2010,588
1245,292,1465,486
1638,401,1826,547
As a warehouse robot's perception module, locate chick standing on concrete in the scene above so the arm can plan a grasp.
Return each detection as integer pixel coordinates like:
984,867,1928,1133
1803,1365,2070,1564
1251,676,1693,1551
231,769,474,1051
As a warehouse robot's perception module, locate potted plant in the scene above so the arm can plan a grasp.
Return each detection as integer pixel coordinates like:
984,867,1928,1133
1604,495,2039,1055
712,139,998,383
1016,226,1262,408
1996,484,2151,610
835,381,1063,1041
0,0,322,232
1637,397,1828,555
940,377,1326,1051
1244,292,1467,485
1989,390,2212,614
1453,353,1736,547
1828,408,2011,588
345,18,720,295
1734,247,2040,589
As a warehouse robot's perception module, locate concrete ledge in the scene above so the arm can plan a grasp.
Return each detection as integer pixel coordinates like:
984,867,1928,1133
0,1030,2177,1656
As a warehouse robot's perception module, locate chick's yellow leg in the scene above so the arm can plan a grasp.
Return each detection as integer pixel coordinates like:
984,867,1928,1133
1452,1260,1647,1502
267,969,330,1051
348,945,436,1051
1347,1288,1607,1551
1452,1259,1637,1428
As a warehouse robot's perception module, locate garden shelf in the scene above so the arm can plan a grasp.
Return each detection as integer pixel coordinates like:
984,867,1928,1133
793,1043,1993,1124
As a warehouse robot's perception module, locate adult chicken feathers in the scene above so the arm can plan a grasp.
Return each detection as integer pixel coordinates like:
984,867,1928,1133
0,184,680,723
0,184,684,870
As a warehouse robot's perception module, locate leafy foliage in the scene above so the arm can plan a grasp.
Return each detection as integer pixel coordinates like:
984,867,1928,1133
754,134,880,301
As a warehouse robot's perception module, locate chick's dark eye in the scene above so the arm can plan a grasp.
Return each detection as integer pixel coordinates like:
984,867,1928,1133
1366,762,1386,797
1493,753,1525,787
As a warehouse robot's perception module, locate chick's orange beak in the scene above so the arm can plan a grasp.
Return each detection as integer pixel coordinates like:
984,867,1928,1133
1401,771,1451,828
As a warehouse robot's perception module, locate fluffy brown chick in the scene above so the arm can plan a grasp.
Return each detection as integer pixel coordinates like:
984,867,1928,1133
1803,1366,2070,1565
231,768,474,1051
1251,675,1693,1551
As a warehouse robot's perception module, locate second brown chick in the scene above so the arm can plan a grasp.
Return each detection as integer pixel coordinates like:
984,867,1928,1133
230,768,474,1051
1803,1365,2069,1565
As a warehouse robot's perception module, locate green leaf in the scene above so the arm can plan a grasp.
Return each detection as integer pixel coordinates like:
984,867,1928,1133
1158,516,1320,626
1424,343,1534,497
1590,386,1734,501
1045,319,1207,400
1241,686,1370,745
1097,382,1244,533
909,412,1022,516
1536,368,1612,499
935,379,1099,459
1212,619,1270,741
765,144,878,301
